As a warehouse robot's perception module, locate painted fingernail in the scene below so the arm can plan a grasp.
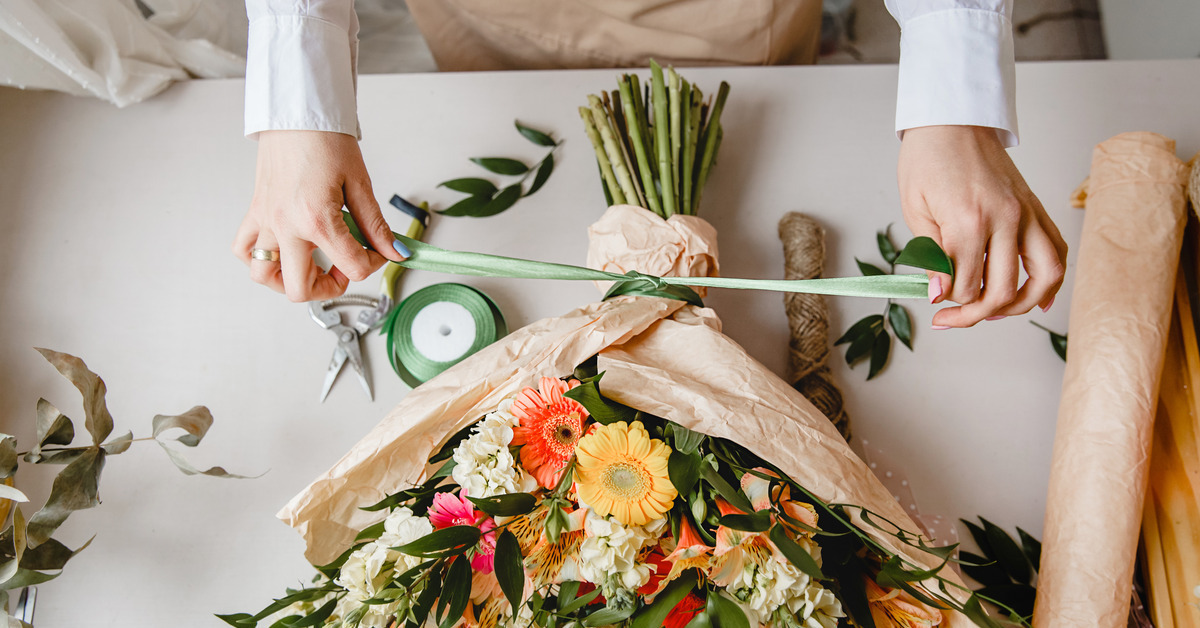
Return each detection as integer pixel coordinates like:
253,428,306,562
928,276,943,304
1041,296,1055,313
932,325,951,330
393,239,411,258
986,315,1006,321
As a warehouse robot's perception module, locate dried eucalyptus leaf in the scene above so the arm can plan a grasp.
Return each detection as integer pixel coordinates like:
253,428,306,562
0,487,27,504
18,535,90,570
34,349,113,445
156,443,251,479
26,448,104,547
27,450,85,466
35,399,74,448
101,431,133,455
0,568,58,590
152,406,212,447
0,439,16,480
11,508,25,567
0,561,16,590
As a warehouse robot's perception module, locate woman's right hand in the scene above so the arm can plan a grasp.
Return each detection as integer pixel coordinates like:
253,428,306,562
232,130,408,302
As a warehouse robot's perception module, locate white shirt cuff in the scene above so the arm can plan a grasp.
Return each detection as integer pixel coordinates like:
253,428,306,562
244,15,360,138
894,9,1018,148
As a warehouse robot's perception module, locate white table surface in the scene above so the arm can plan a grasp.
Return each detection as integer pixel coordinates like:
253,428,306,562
1,59,1197,626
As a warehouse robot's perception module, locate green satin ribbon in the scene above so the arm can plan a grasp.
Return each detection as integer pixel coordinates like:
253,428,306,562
391,235,930,301
384,283,507,387
342,212,935,302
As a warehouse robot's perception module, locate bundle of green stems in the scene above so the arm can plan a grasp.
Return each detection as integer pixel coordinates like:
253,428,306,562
579,60,730,218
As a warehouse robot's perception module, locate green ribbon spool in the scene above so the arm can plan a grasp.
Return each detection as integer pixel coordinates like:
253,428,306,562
383,283,507,388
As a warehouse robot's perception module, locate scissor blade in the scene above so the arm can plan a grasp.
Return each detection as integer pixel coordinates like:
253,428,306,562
344,340,373,401
320,347,348,403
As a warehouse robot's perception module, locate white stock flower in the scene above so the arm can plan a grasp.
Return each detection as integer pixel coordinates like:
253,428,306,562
335,507,432,602
727,555,845,628
577,508,666,592
451,403,535,497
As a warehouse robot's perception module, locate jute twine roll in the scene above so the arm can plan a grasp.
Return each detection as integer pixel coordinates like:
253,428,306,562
778,212,851,441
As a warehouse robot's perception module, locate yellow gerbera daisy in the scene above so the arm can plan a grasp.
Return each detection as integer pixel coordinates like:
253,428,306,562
573,421,677,526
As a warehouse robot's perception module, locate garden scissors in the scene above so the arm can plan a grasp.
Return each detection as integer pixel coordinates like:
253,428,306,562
310,296,384,402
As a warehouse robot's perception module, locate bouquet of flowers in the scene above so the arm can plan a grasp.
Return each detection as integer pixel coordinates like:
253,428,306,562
222,66,1006,628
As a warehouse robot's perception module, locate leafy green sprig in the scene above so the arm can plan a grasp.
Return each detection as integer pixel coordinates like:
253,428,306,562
1030,322,1067,361
837,228,953,380
436,121,560,218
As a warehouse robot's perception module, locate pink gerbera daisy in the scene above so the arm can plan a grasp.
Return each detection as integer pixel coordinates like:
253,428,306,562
510,377,590,488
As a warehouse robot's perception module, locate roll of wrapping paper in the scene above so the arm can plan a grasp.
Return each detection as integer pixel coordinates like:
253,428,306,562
384,283,507,388
1034,133,1190,627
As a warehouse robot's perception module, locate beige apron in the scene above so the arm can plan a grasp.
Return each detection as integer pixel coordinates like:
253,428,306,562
406,0,822,71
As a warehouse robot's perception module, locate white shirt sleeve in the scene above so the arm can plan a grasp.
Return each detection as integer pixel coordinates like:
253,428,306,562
885,0,1018,147
244,0,361,138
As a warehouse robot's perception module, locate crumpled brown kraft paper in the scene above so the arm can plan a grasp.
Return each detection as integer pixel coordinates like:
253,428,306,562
587,204,720,296
1034,132,1190,628
279,207,972,625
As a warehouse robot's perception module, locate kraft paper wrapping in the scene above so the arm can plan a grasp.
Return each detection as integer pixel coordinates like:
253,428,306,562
1034,132,1190,627
586,204,720,296
279,205,971,625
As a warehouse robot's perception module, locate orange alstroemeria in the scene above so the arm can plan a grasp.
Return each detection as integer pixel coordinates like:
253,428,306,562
710,499,775,588
865,579,945,627
740,468,819,536
662,516,714,587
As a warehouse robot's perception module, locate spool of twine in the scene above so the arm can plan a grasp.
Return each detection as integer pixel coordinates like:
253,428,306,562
778,212,851,441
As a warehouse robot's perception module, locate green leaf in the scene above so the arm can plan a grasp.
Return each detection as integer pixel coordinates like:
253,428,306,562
961,595,1005,628
393,525,481,557
563,374,638,425
962,519,993,557
631,569,698,628
768,525,826,579
440,178,498,197
668,451,701,496
835,315,884,346
285,597,337,628
670,424,705,455
101,430,133,455
515,121,557,147
1016,527,1042,571
981,518,1031,584
156,442,252,479
707,591,749,628
977,583,1036,620
35,349,113,445
470,157,529,176
699,464,753,514
604,276,705,307
494,530,525,613
413,569,443,626
26,447,104,547
583,604,636,626
856,259,888,277
215,613,256,627
468,493,537,517
844,327,879,366
525,154,555,197
437,194,491,217
437,556,472,628
35,398,74,448
1031,322,1068,362
472,184,523,218
684,612,712,628
559,587,602,615
153,406,214,447
718,510,772,533
958,551,1008,587
888,303,914,350
544,504,569,545
867,330,891,380
877,227,900,265
894,236,954,276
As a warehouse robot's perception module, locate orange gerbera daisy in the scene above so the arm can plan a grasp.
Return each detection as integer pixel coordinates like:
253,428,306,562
511,377,590,488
